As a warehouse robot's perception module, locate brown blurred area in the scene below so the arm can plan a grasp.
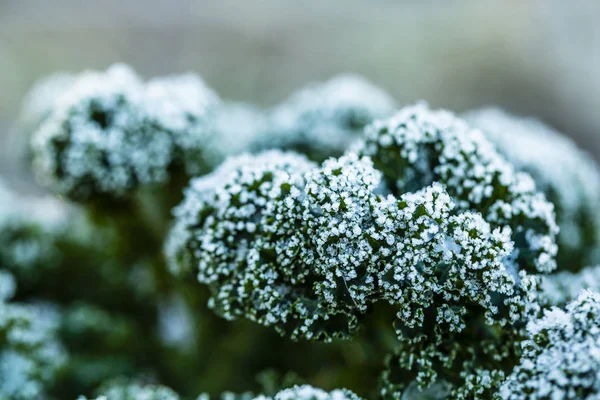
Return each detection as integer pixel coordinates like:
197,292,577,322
1,0,598,176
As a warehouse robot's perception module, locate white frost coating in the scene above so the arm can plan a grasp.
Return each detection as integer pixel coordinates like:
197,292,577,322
465,108,600,267
360,103,559,274
255,385,362,400
0,301,66,399
540,265,600,306
500,290,600,399
254,74,396,159
31,65,224,200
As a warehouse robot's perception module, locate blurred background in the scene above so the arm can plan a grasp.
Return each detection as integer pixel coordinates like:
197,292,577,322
1,0,599,177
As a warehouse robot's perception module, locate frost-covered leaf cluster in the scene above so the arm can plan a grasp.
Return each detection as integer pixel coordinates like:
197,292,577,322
252,75,396,161
78,381,181,400
7,63,600,400
465,108,600,268
31,65,222,200
0,295,66,399
255,385,362,400
499,290,600,399
83,382,360,400
168,104,559,398
359,103,559,275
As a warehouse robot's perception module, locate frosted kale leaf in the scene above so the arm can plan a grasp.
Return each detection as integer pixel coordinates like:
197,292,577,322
253,75,395,160
359,103,558,274
166,151,360,341
539,264,600,307
167,148,532,349
499,290,600,400
31,65,222,201
254,384,362,400
0,300,66,399
465,108,600,269
78,381,180,400
380,269,540,400
353,104,557,398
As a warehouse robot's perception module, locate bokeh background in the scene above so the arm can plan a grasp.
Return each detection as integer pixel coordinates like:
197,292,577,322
1,0,599,179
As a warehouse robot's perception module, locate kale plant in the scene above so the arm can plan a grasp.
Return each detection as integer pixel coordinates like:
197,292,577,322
2,64,600,399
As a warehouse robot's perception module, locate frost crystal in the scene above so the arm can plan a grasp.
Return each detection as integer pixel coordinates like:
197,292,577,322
465,108,600,268
31,65,222,200
253,75,395,160
500,290,600,399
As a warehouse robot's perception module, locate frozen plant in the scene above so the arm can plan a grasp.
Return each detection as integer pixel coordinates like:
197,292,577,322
8,65,599,400
168,104,559,398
